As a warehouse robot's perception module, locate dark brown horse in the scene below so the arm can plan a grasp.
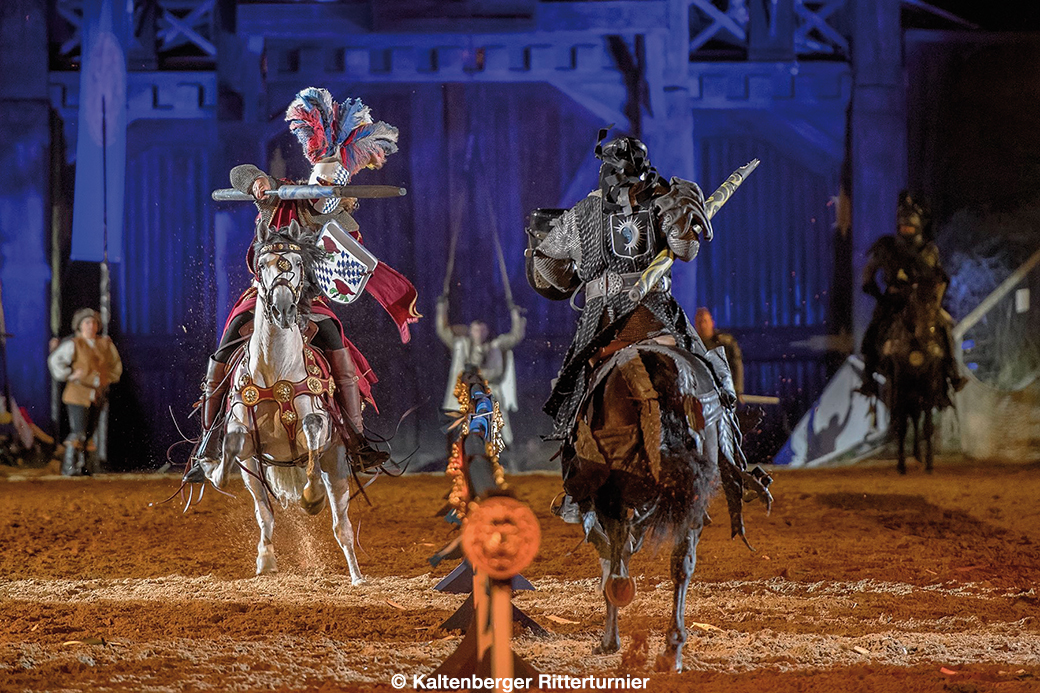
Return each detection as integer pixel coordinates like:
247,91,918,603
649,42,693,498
878,276,953,474
563,342,770,671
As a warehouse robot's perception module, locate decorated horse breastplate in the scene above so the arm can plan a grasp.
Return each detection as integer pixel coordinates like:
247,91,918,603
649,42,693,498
232,345,336,444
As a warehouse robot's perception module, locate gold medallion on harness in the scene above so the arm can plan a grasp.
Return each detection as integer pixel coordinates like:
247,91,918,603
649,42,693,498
277,258,291,272
308,365,320,375
241,385,260,406
306,377,324,395
273,380,294,403
281,409,298,425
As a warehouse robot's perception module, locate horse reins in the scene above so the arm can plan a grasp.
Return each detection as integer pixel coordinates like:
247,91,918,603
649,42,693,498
256,242,304,324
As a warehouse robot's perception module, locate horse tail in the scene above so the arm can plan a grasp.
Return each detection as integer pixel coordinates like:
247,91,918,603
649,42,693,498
263,465,308,506
640,349,720,542
575,347,719,545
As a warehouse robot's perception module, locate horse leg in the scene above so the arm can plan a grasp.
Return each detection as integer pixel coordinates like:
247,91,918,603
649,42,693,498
300,413,328,515
229,429,277,575
592,515,633,655
320,445,365,584
912,413,922,463
655,520,704,673
924,411,935,473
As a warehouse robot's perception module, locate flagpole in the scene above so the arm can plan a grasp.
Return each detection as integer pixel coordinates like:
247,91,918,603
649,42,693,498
97,95,111,468
100,96,110,337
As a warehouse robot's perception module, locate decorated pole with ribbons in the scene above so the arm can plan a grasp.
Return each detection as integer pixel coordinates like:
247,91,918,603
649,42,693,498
627,159,760,303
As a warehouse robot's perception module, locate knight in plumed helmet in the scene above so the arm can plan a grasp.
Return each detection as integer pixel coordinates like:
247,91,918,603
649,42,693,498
185,88,421,480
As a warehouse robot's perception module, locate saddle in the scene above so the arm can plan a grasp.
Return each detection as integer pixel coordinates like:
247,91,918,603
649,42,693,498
573,340,730,484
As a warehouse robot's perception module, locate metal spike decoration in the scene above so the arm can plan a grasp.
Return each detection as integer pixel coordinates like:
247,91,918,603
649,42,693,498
704,159,760,219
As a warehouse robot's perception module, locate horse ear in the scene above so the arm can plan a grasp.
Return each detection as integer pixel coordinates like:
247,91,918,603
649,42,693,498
256,222,272,243
287,218,302,240
300,225,319,246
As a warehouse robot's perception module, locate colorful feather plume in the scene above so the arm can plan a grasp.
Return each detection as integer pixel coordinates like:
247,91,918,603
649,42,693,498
285,87,399,171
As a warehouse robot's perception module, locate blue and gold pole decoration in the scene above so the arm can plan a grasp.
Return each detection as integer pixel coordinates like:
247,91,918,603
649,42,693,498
627,159,760,303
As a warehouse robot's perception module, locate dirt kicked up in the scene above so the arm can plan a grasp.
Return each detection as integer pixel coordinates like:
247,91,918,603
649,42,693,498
1,458,1039,693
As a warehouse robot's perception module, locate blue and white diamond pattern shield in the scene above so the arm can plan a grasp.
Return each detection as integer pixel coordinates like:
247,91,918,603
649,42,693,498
315,220,379,305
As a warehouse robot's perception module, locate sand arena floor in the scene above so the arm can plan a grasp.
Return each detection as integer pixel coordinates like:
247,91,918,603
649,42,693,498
2,458,1040,692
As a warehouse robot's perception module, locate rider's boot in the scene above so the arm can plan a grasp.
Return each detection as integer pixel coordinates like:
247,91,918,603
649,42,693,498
855,348,881,398
185,358,230,482
941,327,968,393
327,348,389,472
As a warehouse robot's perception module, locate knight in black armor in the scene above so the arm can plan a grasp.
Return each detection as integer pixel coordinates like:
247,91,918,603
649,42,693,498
526,133,720,441
858,191,966,398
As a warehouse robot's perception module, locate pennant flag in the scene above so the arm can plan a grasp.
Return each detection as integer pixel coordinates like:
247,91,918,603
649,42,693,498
71,0,128,263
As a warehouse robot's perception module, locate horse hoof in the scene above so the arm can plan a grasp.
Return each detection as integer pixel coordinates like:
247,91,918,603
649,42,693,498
256,556,278,575
897,466,907,476
593,640,620,655
654,653,682,673
351,575,367,586
301,493,327,516
605,577,636,607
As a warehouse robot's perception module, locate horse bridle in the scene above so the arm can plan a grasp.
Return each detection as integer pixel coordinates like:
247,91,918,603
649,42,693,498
257,242,304,323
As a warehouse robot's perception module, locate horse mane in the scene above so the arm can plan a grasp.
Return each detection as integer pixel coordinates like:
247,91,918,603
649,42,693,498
253,222,326,314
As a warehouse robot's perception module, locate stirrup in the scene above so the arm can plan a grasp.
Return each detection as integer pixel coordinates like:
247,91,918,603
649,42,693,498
551,494,582,524
348,437,390,472
182,462,207,484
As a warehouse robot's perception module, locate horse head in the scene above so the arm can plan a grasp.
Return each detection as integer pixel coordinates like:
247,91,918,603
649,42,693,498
254,219,321,330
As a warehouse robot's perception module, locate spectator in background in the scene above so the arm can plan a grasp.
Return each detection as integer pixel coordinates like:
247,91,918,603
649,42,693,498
47,309,122,476
694,307,744,398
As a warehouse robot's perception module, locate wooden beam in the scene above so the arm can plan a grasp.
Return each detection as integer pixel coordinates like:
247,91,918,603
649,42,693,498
794,0,849,53
953,247,1040,341
548,78,631,133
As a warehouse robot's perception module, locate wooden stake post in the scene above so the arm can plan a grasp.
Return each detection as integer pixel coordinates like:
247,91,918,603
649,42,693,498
431,369,541,688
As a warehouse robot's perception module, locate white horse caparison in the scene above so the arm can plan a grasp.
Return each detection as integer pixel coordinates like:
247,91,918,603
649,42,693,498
203,220,363,582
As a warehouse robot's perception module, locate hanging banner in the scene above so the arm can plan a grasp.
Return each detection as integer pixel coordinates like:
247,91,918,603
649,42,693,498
70,0,127,263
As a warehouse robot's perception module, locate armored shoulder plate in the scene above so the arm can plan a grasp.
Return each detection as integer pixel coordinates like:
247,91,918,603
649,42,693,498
525,208,573,301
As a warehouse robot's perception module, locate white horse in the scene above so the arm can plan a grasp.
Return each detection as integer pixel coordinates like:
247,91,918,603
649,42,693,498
202,220,363,582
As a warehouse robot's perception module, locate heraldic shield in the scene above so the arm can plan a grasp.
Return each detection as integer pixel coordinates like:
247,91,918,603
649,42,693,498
315,220,379,305
608,210,655,259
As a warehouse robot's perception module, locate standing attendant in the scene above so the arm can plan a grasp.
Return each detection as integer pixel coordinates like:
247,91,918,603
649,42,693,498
694,307,744,398
47,308,122,475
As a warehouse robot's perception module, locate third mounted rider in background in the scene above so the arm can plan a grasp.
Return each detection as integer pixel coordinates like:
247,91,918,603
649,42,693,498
858,191,966,400
436,295,525,448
